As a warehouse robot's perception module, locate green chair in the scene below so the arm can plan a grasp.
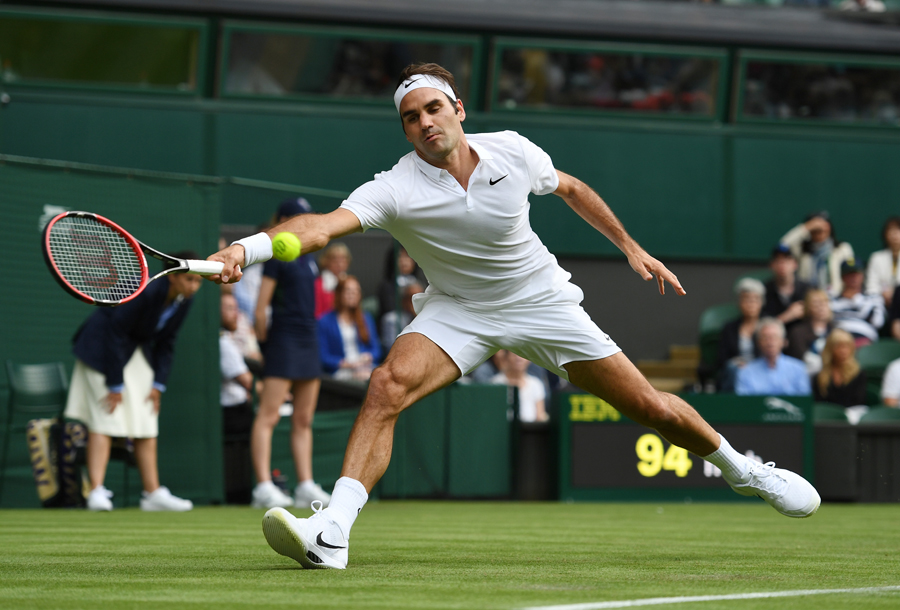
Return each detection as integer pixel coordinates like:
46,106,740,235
1,361,69,503
856,340,900,377
814,402,849,423
361,295,380,319
858,406,900,424
857,340,900,404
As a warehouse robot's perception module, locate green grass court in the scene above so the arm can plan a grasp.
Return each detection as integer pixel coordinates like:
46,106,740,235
1,501,898,610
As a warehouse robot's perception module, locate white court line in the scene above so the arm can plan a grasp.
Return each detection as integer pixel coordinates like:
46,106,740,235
518,585,900,610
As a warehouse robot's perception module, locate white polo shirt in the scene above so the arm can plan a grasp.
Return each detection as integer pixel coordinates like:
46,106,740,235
340,131,569,307
881,358,900,403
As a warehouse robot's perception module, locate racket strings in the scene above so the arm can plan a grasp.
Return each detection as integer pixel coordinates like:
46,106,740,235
48,216,145,302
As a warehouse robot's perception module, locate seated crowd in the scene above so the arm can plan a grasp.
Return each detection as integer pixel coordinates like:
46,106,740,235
708,213,900,414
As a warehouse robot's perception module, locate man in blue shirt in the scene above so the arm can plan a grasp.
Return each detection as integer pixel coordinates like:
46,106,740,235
736,318,811,396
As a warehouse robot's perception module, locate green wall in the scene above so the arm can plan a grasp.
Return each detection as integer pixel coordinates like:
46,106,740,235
1,90,897,263
0,157,222,508
271,384,513,500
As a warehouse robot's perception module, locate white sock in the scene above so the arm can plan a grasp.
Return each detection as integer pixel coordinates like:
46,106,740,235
702,434,750,482
254,481,276,492
323,477,368,538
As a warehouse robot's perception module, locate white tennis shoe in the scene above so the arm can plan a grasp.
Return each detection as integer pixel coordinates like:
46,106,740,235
140,486,193,512
262,501,348,569
87,485,113,511
727,461,820,518
251,482,294,509
294,482,331,509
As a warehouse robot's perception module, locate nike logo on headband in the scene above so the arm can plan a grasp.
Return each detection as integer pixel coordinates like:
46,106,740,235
404,78,421,89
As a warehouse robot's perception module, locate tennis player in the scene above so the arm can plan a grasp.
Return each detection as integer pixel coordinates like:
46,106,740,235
208,63,820,569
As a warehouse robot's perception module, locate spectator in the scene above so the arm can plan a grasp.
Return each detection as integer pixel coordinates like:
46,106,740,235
813,329,867,408
831,259,885,347
762,244,810,330
865,216,900,309
252,198,331,510
716,277,765,391
736,318,811,396
63,252,200,512
491,350,548,423
221,292,254,420
889,285,900,341
220,291,255,504
786,289,835,375
314,242,352,318
318,276,382,381
780,211,855,296
220,282,262,375
381,281,424,353
378,246,422,323
880,357,900,407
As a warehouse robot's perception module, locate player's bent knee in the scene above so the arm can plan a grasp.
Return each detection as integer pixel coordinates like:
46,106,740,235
363,365,413,417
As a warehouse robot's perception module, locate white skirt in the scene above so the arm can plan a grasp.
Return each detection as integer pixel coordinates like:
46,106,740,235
64,350,158,438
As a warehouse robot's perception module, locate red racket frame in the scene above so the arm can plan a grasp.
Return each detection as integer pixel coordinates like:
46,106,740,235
42,211,150,306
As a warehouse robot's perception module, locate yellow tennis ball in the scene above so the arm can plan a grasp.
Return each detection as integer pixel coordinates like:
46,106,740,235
272,232,301,262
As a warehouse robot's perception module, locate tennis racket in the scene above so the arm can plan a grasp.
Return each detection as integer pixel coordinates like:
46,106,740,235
42,211,225,307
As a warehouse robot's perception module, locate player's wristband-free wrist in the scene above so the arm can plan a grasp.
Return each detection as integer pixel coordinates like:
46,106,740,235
232,232,272,267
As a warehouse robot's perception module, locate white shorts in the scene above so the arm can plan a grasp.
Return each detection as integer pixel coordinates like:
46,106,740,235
400,282,621,380
64,350,158,438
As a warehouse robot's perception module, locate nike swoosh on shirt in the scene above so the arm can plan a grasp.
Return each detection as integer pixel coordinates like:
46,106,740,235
404,78,421,88
316,532,347,550
489,175,508,186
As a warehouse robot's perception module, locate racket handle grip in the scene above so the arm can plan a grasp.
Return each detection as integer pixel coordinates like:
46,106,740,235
186,260,226,275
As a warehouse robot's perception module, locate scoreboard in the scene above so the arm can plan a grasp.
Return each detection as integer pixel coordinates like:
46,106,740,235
558,393,814,502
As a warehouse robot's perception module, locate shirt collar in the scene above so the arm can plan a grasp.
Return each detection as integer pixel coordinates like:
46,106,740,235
411,138,494,182
412,152,446,181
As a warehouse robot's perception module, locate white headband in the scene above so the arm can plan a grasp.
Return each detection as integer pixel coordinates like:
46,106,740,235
393,74,457,113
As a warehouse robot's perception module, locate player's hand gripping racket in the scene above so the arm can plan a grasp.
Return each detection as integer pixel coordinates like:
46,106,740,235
42,211,225,306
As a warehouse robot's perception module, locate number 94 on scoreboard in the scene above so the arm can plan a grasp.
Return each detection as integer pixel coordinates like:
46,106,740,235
558,393,813,502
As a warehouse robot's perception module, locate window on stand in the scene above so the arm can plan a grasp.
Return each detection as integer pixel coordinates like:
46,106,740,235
222,24,479,105
739,52,900,126
493,40,725,120
0,10,205,94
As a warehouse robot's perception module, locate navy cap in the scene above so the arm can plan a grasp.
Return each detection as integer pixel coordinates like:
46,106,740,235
771,243,794,259
840,258,863,275
276,197,313,219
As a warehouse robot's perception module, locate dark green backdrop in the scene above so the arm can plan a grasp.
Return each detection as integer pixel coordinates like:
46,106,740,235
0,157,222,507
1,90,896,262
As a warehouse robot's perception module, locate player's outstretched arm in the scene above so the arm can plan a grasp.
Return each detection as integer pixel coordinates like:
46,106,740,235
553,170,685,296
207,208,361,284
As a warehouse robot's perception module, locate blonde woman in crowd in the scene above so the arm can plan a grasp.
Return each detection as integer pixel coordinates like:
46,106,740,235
813,328,867,409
